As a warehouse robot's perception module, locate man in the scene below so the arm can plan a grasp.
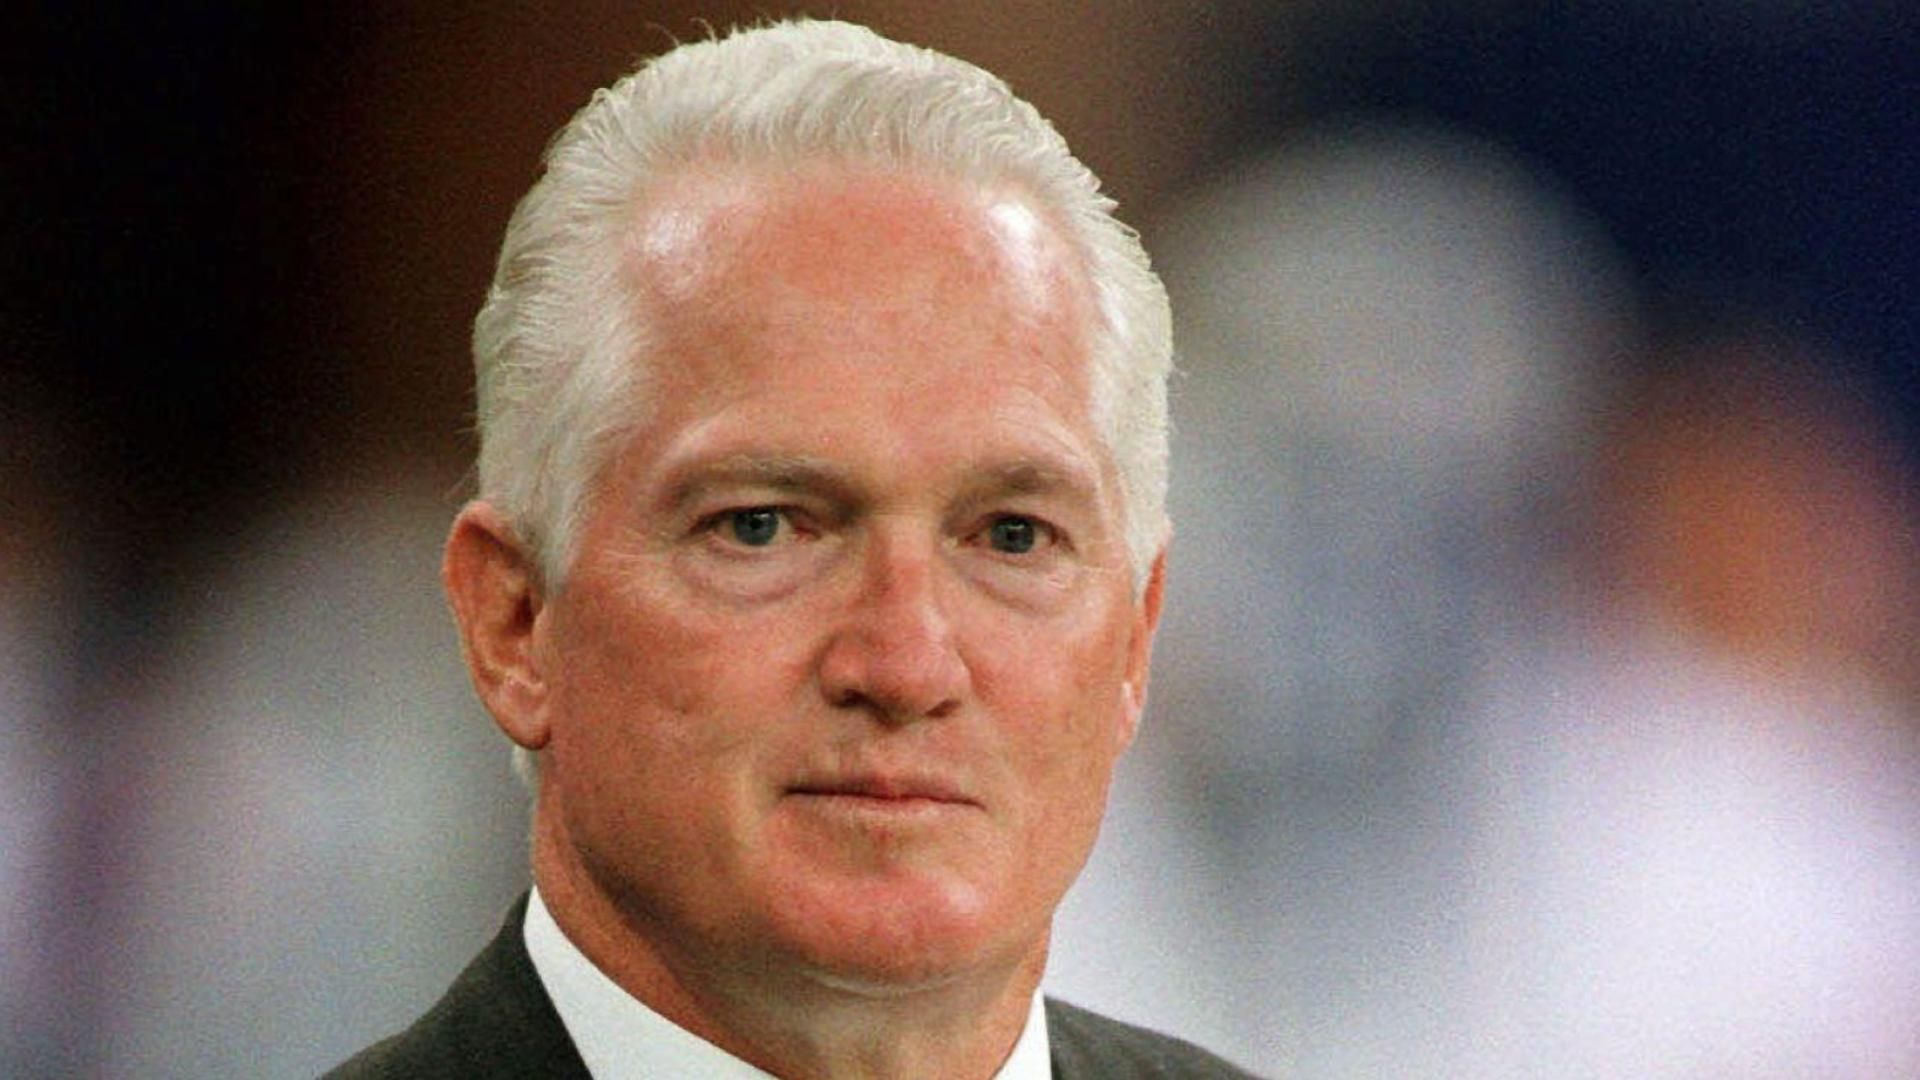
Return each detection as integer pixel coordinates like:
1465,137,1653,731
331,19,1250,1079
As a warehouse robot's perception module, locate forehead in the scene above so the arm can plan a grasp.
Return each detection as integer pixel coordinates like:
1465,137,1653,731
601,161,1115,507
623,162,1095,372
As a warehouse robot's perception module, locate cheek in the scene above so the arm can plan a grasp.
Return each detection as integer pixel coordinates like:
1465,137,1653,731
547,577,829,784
972,624,1132,894
542,601,768,878
975,611,1134,767
543,588,710,798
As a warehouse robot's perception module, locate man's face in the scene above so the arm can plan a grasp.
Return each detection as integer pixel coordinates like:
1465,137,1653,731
528,165,1160,993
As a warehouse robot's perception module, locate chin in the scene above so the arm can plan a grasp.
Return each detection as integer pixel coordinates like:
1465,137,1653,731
763,871,1042,995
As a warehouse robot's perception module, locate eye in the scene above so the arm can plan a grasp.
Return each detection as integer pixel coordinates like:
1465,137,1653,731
985,515,1041,554
722,507,785,547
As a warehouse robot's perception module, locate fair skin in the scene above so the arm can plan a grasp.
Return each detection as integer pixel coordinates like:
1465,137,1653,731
444,163,1165,1079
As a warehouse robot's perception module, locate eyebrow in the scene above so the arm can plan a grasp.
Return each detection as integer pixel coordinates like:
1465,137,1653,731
660,451,1105,513
964,459,1101,503
661,454,856,512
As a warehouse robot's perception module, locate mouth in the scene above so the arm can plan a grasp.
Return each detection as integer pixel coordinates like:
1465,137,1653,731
784,773,981,811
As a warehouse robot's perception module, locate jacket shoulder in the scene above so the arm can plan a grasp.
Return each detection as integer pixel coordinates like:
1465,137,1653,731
1044,997,1263,1078
322,897,589,1079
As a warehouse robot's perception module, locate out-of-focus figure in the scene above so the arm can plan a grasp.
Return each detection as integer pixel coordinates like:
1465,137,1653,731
1049,122,1632,1074
80,72,539,1061
1053,118,1920,1076
1451,329,1920,1077
1595,333,1920,702
92,463,532,1078
0,404,96,1075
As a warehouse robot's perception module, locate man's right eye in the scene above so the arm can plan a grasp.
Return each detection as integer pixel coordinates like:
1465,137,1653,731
723,507,785,547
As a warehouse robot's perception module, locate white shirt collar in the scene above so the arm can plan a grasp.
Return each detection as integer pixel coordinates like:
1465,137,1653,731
523,886,1053,1079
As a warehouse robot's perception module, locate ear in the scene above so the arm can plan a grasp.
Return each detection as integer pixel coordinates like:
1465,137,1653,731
443,500,553,752
1118,545,1169,750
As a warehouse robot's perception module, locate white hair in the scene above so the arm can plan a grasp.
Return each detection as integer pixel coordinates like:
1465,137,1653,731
472,19,1171,598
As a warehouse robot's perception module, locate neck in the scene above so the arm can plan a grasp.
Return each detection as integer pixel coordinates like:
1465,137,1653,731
530,812,1046,1080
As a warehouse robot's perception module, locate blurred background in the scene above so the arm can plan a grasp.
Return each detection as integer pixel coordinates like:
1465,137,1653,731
8,3,1917,1076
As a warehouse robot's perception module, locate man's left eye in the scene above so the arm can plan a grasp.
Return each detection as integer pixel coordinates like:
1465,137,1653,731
985,515,1042,554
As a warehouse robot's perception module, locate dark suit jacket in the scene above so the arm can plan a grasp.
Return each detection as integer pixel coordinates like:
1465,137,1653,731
326,896,1258,1078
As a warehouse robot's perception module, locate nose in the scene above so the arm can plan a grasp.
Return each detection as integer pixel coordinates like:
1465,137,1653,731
816,529,970,723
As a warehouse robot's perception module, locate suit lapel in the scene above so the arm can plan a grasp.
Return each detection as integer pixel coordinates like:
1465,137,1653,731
433,893,594,1078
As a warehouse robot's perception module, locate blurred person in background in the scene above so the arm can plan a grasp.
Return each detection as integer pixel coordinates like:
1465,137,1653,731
96,463,532,1075
1055,117,1920,1075
1594,330,1920,705
0,401,101,1077
79,25,537,1080
1049,122,1633,1074
1450,324,1920,1076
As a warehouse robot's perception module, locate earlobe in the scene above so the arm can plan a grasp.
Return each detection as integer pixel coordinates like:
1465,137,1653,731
1118,547,1169,748
443,501,553,752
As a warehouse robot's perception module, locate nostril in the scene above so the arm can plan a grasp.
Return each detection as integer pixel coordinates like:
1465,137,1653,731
828,684,870,711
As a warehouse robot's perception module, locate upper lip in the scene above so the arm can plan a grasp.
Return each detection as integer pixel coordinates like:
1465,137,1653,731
787,772,978,805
